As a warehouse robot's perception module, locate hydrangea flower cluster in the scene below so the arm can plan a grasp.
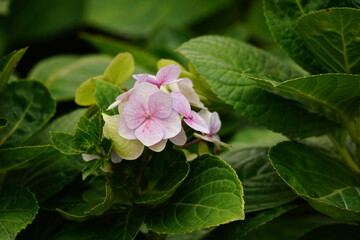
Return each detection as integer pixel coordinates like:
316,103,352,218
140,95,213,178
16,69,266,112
104,64,228,160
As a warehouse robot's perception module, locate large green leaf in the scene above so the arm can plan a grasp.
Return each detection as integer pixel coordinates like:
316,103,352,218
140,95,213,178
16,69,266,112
1,146,81,203
0,187,38,240
178,36,338,138
145,154,244,234
263,0,329,73
206,204,297,240
222,148,297,212
269,141,360,221
251,73,360,121
296,8,360,74
84,0,233,38
0,81,56,147
29,55,112,101
51,132,83,155
93,80,122,115
0,48,26,95
136,146,190,205
30,108,86,145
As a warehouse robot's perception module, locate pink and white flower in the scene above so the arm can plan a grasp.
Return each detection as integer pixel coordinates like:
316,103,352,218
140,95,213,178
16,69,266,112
133,64,182,88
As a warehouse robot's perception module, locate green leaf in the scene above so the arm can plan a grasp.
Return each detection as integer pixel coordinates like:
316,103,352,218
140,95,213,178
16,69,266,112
93,80,123,115
103,207,146,240
136,146,190,205
84,0,233,38
51,132,83,155
0,117,7,130
178,36,337,138
296,8,360,74
145,154,244,234
0,145,53,173
0,0,11,15
248,73,360,122
263,0,329,73
222,148,297,212
74,112,103,151
0,48,26,95
269,141,360,221
30,108,86,145
206,204,297,240
298,224,360,240
0,81,56,147
81,33,158,73
103,52,135,87
29,54,112,101
75,77,98,106
0,187,38,240
2,146,81,203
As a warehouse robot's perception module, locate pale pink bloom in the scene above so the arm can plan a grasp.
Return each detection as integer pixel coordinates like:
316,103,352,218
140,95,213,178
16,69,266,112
194,109,231,148
119,83,181,146
133,64,182,88
169,78,205,109
107,89,134,110
170,92,209,134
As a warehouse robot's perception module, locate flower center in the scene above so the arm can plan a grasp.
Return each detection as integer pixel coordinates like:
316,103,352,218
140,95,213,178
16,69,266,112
146,114,152,119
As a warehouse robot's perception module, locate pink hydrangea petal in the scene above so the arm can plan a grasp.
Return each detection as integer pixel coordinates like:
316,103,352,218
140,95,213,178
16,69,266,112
134,119,164,146
118,115,136,139
194,133,231,148
197,109,211,127
131,82,159,105
149,92,172,119
122,99,147,129
170,92,191,117
107,100,121,110
156,64,181,86
170,82,205,109
146,75,159,86
210,111,221,135
152,111,182,139
170,127,187,145
184,110,209,133
133,74,149,85
149,140,167,152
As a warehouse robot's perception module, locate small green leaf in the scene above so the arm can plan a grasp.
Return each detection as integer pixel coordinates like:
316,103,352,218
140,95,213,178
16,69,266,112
0,80,56,147
222,148,297,212
178,36,337,138
0,187,38,240
145,154,244,234
75,77,98,106
136,146,190,205
93,80,123,115
51,132,83,155
269,141,360,221
298,224,360,240
296,8,360,74
2,146,81,203
74,113,104,151
103,207,146,240
29,54,112,101
0,48,27,95
206,204,297,240
103,52,134,87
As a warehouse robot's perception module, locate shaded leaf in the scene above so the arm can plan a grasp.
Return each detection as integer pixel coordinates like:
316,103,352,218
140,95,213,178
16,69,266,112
146,154,244,234
269,141,360,221
136,145,190,205
0,187,38,240
296,8,360,74
0,48,26,95
74,112,103,151
298,223,360,240
0,81,56,147
221,148,297,212
2,146,81,203
206,204,297,240
51,132,83,155
178,36,337,138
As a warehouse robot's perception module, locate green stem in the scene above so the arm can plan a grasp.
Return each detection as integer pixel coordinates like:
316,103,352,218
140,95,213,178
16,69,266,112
328,134,360,174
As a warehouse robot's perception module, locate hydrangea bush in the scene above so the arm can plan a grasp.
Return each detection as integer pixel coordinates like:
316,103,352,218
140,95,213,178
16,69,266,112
0,0,359,239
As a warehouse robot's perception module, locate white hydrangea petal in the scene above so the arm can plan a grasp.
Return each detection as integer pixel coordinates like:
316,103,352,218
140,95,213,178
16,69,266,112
81,153,101,162
149,140,167,152
170,127,187,145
